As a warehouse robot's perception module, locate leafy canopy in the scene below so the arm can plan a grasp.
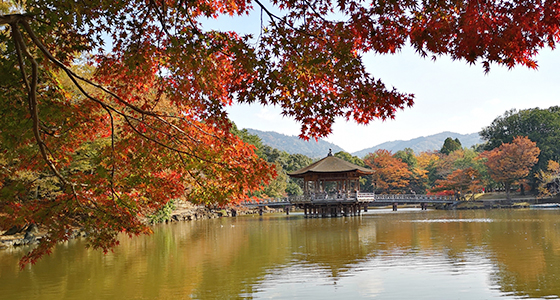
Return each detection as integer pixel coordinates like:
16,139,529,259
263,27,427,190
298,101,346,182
480,107,560,176
482,136,540,199
440,137,462,155
364,149,411,194
2,0,560,267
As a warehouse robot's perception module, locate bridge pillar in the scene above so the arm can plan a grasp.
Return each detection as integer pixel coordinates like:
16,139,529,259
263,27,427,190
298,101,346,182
392,203,397,211
259,207,263,216
421,203,427,210
285,206,290,215
363,204,368,212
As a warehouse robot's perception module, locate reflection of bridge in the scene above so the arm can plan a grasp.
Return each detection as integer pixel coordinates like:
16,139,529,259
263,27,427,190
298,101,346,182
242,193,458,217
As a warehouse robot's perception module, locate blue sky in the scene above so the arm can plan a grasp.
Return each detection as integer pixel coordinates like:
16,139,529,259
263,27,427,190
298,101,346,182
208,8,560,153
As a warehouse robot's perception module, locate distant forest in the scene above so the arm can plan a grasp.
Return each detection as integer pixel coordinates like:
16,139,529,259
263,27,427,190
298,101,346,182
236,107,560,200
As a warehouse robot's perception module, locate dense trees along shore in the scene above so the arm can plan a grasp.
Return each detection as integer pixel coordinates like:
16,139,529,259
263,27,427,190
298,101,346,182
248,107,560,201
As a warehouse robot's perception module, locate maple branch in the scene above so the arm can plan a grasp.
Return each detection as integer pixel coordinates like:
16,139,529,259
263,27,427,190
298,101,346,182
20,20,164,120
0,13,33,25
177,152,205,190
11,24,32,112
122,115,226,166
301,0,328,23
148,0,173,38
19,19,213,146
10,21,70,189
9,14,242,183
253,0,319,39
102,105,117,200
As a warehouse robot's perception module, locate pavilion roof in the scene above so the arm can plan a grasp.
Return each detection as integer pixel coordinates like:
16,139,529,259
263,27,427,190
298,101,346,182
288,152,374,178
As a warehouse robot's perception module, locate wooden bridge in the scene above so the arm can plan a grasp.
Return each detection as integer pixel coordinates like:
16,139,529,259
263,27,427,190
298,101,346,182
242,193,458,217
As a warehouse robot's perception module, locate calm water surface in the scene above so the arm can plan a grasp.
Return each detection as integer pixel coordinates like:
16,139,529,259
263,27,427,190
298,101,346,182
2,209,560,299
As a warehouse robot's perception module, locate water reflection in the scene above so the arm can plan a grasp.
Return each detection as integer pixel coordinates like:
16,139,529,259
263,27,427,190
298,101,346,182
1,209,560,299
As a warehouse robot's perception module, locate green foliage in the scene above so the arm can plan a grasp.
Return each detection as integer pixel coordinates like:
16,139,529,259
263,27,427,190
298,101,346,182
334,151,372,192
394,148,417,169
334,151,365,167
285,181,303,196
148,200,176,224
440,138,462,155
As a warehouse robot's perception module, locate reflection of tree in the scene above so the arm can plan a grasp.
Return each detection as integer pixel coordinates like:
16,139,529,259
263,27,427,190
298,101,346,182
3,211,560,299
486,211,560,298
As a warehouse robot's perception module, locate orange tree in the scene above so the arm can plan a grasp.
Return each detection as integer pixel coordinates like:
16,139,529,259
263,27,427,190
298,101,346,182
482,136,540,200
416,150,440,189
394,148,429,193
364,149,411,194
432,167,482,200
2,1,560,267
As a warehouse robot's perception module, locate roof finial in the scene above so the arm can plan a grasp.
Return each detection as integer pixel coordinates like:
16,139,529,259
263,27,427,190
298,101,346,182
328,149,333,156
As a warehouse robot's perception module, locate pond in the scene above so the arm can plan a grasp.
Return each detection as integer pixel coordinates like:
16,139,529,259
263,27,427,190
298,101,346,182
2,208,560,299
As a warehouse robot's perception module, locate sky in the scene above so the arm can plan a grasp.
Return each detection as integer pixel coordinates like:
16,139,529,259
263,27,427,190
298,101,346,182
210,8,560,153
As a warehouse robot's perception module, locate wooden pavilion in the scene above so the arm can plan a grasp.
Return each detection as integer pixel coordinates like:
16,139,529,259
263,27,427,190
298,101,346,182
288,150,375,217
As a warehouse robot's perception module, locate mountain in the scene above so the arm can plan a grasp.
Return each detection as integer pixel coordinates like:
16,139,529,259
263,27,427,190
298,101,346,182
351,131,483,158
246,128,344,158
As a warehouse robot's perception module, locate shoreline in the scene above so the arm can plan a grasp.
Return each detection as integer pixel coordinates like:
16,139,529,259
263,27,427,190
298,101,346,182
3,194,559,250
0,202,282,250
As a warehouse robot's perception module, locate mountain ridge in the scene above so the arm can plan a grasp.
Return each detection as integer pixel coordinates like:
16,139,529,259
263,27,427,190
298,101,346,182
245,128,344,158
352,131,483,157
245,129,483,158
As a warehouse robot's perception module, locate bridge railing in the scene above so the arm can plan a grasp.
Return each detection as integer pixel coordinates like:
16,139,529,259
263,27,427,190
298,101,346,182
374,194,455,202
289,192,373,204
241,197,292,207
240,193,456,207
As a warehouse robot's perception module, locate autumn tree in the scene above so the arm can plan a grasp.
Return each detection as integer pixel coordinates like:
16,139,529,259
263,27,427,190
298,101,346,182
364,150,411,194
433,167,482,200
482,136,540,200
394,148,429,193
416,150,440,189
2,0,560,267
